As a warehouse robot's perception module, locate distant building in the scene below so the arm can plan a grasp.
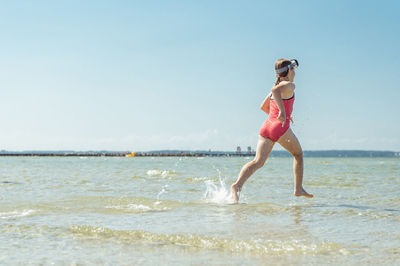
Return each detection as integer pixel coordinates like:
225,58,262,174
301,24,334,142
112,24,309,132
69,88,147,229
236,146,241,153
247,146,251,153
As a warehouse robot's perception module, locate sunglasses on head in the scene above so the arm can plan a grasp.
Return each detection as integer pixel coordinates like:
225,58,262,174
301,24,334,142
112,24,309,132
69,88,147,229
275,59,299,74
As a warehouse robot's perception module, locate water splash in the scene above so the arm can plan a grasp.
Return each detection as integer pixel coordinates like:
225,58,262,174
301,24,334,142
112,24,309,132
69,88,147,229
203,179,234,204
174,157,183,167
155,185,169,206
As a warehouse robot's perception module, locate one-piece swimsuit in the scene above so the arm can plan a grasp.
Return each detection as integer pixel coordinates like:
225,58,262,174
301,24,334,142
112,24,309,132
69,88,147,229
259,94,294,142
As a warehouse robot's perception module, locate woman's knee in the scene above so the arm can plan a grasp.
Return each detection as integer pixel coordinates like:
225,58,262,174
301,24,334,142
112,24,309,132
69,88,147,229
292,150,303,160
252,158,266,169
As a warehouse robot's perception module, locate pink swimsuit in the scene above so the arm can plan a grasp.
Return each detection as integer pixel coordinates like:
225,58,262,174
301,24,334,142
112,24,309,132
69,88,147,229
259,94,294,142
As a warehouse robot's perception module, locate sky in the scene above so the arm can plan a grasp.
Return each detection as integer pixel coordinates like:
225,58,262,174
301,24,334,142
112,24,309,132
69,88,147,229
0,0,399,151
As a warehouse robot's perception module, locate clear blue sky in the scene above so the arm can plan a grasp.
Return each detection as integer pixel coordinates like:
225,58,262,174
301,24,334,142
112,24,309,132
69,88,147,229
0,0,399,151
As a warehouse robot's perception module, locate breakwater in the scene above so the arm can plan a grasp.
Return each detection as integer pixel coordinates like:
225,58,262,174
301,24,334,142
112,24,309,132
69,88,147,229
0,150,398,157
0,152,256,157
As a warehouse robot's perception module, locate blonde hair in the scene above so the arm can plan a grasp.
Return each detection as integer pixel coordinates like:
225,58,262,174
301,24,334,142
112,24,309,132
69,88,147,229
274,59,292,86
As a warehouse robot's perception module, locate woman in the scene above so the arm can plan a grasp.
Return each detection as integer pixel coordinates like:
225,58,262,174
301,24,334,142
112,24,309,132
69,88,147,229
231,58,313,203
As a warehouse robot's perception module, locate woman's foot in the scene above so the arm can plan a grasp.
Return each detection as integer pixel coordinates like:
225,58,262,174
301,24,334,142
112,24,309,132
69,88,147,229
294,187,313,198
230,184,240,203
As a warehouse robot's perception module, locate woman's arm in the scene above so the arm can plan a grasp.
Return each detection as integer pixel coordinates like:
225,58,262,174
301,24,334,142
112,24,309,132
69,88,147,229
271,82,294,127
260,92,272,114
271,86,286,126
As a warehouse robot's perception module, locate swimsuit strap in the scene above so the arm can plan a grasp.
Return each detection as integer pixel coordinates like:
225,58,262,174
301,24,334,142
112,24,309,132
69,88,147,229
270,93,294,101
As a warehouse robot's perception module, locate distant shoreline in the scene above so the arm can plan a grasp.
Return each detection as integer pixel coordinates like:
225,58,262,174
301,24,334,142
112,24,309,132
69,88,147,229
0,150,398,157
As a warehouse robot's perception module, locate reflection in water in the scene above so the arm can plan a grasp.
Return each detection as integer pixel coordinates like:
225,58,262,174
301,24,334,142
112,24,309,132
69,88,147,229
289,204,306,225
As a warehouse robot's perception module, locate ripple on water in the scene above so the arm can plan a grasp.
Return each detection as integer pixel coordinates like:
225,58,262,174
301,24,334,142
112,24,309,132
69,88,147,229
60,196,184,214
0,209,36,220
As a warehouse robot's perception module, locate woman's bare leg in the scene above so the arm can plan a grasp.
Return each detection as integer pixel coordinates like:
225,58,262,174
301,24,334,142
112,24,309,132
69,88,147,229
231,135,275,203
277,128,313,198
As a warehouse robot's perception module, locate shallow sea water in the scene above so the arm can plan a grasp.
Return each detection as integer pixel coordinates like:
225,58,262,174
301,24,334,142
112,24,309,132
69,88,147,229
0,156,399,265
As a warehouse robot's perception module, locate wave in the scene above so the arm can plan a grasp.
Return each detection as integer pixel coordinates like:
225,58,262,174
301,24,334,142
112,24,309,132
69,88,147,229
183,176,218,184
0,209,36,220
146,170,176,178
104,203,170,213
0,223,347,256
69,225,344,256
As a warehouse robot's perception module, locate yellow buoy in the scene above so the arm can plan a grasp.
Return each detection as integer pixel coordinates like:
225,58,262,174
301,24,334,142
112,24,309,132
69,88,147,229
125,152,135,157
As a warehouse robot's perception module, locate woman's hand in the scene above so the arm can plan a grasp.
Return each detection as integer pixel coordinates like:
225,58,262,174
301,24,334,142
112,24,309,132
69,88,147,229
277,111,286,127
260,92,272,114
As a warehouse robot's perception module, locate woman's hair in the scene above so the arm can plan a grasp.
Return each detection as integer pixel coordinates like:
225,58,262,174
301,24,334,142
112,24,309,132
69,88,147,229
274,59,292,86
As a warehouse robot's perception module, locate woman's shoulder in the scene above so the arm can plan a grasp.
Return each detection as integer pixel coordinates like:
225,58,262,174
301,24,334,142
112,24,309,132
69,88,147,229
272,81,295,99
272,81,295,92
277,81,295,89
